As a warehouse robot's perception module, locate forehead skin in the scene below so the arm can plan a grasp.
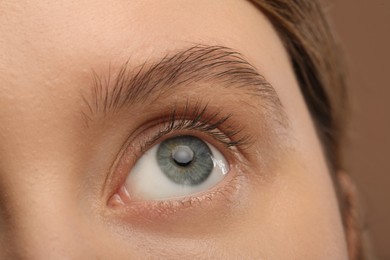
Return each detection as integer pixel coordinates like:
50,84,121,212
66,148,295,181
0,0,348,259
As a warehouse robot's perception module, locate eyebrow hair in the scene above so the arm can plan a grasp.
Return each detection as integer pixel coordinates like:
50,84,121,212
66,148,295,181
83,45,285,122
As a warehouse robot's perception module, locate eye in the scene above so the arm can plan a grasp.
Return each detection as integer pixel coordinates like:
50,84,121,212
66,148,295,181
123,135,229,200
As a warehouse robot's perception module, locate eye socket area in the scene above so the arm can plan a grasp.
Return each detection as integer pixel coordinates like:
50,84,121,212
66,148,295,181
112,135,230,203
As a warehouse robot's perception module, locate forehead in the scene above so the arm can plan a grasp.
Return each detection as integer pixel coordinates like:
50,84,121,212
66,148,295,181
0,0,290,83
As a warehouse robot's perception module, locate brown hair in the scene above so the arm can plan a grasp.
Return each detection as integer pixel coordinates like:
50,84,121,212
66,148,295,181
248,0,368,259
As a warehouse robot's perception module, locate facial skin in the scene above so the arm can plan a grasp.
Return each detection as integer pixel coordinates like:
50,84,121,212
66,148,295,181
0,0,349,259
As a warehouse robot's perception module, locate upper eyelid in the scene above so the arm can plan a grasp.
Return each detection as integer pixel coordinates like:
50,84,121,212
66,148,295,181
81,44,287,126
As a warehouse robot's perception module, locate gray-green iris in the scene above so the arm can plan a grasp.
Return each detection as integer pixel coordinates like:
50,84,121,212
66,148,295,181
156,135,214,185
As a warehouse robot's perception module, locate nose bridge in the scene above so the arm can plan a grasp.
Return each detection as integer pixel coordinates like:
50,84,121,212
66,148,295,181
0,84,101,258
0,168,88,259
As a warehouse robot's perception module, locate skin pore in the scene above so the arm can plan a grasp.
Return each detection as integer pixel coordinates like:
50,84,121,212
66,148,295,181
0,0,349,259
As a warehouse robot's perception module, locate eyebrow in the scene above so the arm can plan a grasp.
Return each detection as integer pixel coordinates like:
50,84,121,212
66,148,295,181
83,45,285,122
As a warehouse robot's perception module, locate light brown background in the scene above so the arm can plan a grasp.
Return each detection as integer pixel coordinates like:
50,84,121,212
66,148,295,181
329,0,390,258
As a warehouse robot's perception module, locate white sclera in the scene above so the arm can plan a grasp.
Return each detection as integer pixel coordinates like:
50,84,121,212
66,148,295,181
125,140,229,200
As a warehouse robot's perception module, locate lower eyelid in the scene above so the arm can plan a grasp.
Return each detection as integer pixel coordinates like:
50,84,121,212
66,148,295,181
107,170,247,223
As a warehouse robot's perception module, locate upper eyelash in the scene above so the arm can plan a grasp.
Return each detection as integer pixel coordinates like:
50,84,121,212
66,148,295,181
141,101,251,152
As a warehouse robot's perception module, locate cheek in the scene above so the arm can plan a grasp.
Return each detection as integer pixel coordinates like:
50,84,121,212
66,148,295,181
231,153,349,259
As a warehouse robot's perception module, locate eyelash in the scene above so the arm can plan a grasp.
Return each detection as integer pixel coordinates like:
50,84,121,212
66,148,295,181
140,101,250,153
